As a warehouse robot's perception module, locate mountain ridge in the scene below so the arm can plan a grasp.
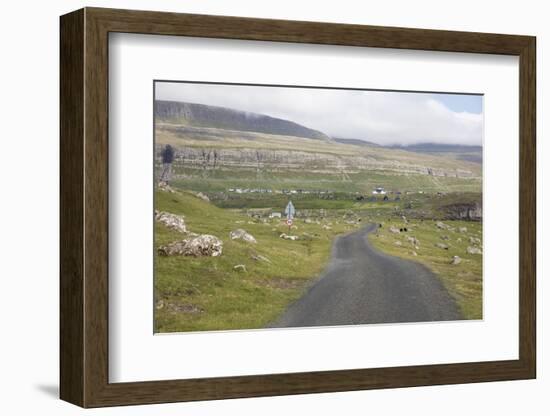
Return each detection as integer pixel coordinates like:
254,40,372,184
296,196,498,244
155,100,331,142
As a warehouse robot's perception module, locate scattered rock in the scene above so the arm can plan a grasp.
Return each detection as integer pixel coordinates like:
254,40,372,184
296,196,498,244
256,277,303,290
402,215,408,224
436,221,449,230
155,210,187,233
251,254,271,263
411,251,418,256
451,256,462,265
469,236,482,245
304,218,313,224
194,192,210,202
435,242,449,250
279,233,299,241
229,229,257,244
158,235,223,257
394,241,402,246
440,235,450,240
233,264,247,272
457,238,462,243
406,236,419,246
165,302,204,314
459,227,468,233
389,226,400,234
467,246,483,255
158,181,175,193
322,225,332,230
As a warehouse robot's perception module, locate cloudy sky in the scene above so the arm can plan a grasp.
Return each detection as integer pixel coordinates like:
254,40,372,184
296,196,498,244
155,81,483,146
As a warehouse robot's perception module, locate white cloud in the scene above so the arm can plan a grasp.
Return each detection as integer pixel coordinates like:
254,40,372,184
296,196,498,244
155,82,483,146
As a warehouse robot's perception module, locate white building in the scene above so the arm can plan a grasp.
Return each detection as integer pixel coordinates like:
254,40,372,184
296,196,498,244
372,187,387,195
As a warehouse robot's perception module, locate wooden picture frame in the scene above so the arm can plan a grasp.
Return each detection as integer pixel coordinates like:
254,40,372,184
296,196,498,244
60,7,536,408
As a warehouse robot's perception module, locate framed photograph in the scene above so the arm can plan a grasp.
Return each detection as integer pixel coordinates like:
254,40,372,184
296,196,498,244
60,7,536,408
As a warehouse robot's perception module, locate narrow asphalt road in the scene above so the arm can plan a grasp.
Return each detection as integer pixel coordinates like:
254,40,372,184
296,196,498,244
269,224,462,328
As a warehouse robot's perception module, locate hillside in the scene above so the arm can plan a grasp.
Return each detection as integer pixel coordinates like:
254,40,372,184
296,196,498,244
155,100,331,141
389,143,483,164
156,123,482,193
154,188,354,332
333,137,381,147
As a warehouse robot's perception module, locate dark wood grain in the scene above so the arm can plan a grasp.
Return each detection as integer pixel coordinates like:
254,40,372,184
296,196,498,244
60,7,537,408
518,38,537,375
59,8,84,407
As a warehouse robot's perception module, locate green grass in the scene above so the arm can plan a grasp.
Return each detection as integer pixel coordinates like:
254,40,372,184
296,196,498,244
169,166,482,194
155,187,482,331
368,219,483,319
154,189,357,333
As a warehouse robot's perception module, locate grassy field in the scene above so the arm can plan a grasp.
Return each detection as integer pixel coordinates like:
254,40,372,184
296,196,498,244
154,188,360,332
369,219,483,319
155,186,483,332
205,189,480,213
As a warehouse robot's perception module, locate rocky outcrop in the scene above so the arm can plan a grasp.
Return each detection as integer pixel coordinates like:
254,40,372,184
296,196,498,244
155,210,187,234
251,254,271,263
469,236,481,245
451,256,462,265
158,235,223,257
467,246,482,255
441,202,482,221
158,141,478,179
194,192,210,202
436,221,450,230
229,229,257,244
158,181,175,193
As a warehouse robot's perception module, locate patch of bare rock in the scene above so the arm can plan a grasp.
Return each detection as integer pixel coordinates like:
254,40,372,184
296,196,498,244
229,229,257,244
155,210,187,234
158,234,223,257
